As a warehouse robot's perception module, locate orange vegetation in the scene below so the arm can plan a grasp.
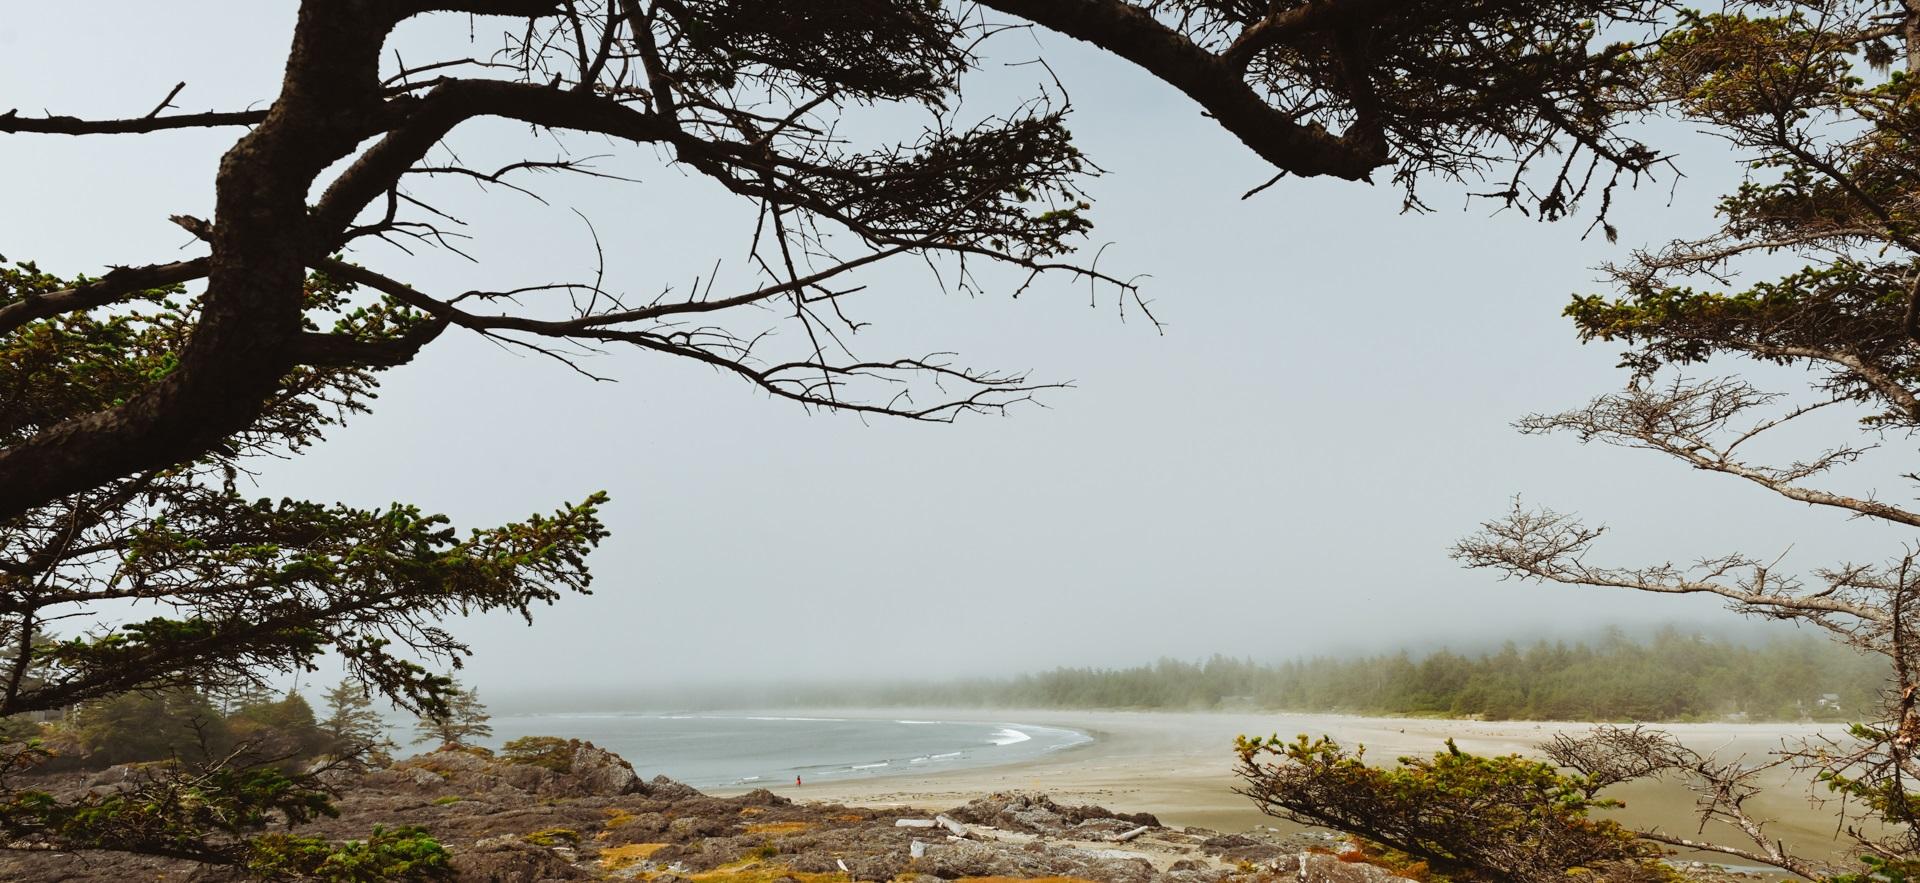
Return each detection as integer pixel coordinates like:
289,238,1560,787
597,843,670,870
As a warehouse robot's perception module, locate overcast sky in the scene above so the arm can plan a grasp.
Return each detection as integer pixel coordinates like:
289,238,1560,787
3,6,1905,706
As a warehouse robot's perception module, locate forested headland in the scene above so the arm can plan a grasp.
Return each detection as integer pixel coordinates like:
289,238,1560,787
755,628,1886,722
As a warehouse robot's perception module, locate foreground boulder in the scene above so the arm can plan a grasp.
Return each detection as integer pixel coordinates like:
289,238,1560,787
947,791,1162,835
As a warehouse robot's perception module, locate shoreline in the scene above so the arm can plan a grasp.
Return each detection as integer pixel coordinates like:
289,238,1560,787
480,712,1096,790
704,708,1856,863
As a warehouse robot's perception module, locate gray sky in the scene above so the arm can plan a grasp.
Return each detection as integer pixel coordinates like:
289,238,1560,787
3,6,1904,704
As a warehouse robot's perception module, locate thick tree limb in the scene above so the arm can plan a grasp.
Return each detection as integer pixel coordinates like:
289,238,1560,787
1752,343,1920,423
0,258,209,336
0,4,409,520
974,0,1388,179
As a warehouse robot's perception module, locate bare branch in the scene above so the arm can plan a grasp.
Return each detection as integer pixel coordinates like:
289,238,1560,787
0,108,266,136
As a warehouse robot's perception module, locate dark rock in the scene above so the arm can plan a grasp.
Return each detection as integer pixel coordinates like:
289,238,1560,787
1198,832,1287,864
946,791,1160,835
734,787,792,807
498,762,554,793
1275,852,1416,882
642,774,704,801
667,815,731,840
847,851,907,881
449,835,591,882
602,811,671,844
784,852,843,873
554,742,642,797
917,840,1041,877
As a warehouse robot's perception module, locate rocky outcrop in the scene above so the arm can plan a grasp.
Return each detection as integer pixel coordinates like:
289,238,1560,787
0,745,1771,883
559,741,643,798
1199,832,1292,864
913,839,1160,883
452,834,593,882
373,741,648,801
948,791,1162,835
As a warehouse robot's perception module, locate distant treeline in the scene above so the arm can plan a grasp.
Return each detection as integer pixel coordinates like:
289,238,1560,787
774,629,1889,722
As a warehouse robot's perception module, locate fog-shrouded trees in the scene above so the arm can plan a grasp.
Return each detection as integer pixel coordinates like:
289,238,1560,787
411,684,492,749
321,679,398,769
1,0,1685,874
1421,0,1920,878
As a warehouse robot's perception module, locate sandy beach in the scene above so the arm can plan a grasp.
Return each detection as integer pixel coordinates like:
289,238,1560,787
711,709,1857,865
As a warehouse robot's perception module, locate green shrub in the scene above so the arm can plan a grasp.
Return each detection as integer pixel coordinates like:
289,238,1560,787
524,827,580,847
501,736,578,773
1235,735,1665,882
246,825,453,882
0,716,41,744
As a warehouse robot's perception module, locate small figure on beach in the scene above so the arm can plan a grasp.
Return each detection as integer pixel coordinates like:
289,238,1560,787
795,775,803,787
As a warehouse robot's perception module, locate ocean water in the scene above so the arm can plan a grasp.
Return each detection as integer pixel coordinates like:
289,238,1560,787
477,713,1093,789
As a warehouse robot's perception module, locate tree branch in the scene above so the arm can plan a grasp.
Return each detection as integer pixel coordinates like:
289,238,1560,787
311,79,673,242
291,322,449,368
0,258,209,336
974,0,1388,179
0,108,266,136
1636,832,1822,879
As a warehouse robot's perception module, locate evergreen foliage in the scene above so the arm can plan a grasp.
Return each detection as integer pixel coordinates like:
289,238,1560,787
0,0,1873,875
0,256,599,871
411,685,491,748
1234,735,1670,882
1434,2,1920,875
244,825,452,882
319,679,395,769
500,736,579,773
0,257,609,720
28,688,332,773
57,689,228,768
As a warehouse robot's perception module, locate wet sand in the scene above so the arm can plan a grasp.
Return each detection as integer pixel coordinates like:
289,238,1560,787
710,709,1857,867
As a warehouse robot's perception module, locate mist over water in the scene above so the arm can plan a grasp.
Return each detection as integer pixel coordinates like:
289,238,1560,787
474,714,1091,789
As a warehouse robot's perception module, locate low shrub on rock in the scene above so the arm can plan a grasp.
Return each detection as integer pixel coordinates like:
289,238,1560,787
502,736,580,773
245,825,453,882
